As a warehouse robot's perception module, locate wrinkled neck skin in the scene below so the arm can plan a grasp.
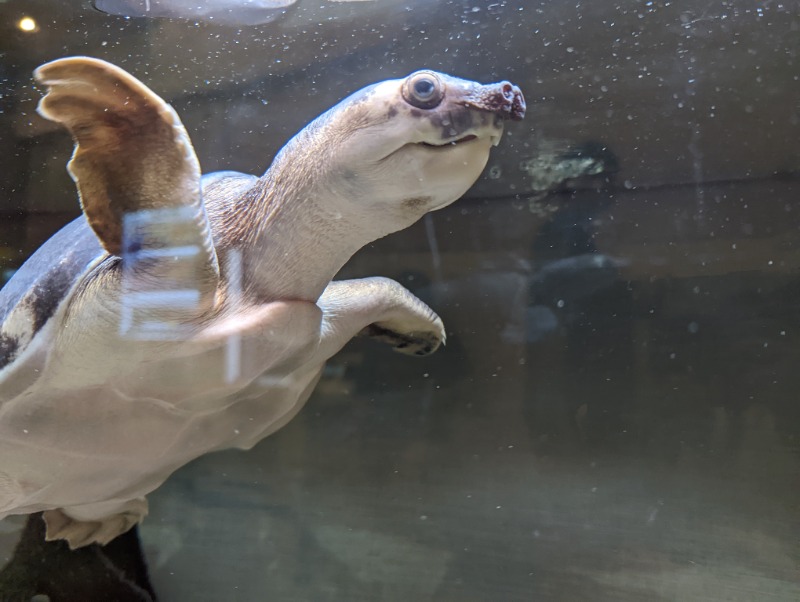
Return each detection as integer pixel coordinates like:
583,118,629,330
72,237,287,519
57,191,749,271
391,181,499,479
218,126,400,304
247,183,373,304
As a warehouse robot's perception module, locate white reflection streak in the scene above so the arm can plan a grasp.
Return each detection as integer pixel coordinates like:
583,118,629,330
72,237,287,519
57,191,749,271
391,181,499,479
424,214,442,282
225,249,243,383
119,206,202,340
119,290,200,338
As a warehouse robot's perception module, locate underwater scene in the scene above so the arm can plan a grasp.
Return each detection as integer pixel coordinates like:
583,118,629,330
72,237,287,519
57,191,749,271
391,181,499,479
0,1,798,600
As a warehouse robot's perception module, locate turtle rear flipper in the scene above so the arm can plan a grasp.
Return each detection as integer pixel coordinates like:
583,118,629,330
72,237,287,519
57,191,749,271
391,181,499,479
34,57,219,308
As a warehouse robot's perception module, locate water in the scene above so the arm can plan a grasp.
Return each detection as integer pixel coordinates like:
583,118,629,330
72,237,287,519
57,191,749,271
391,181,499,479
1,1,798,600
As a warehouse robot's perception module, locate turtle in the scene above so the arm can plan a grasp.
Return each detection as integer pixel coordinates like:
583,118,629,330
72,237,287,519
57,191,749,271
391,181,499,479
0,56,525,549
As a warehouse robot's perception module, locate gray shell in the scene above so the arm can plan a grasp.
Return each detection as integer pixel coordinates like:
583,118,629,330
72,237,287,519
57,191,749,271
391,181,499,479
0,217,105,371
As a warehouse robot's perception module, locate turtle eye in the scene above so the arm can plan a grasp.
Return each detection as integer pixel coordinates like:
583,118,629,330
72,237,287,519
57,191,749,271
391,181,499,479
403,71,444,109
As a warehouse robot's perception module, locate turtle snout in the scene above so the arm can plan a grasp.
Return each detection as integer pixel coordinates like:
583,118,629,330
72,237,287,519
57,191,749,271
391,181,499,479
505,82,526,121
466,81,526,121
496,81,526,121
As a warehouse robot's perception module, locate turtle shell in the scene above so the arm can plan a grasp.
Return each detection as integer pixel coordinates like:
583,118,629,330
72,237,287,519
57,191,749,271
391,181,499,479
0,216,106,372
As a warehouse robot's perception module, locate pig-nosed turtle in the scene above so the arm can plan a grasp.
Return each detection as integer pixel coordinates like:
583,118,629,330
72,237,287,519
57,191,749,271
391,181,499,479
0,57,524,548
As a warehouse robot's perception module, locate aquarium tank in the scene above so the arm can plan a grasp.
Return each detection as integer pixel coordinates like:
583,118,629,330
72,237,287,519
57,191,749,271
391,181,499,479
0,1,798,600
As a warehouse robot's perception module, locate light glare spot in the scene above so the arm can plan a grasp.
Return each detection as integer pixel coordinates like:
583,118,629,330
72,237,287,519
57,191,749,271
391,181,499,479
18,16,38,32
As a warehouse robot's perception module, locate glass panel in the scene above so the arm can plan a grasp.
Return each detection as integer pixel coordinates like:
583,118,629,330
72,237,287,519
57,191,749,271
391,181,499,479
1,1,798,600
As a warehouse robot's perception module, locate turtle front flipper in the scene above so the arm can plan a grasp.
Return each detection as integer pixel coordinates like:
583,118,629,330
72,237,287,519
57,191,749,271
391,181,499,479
316,277,445,361
34,57,219,310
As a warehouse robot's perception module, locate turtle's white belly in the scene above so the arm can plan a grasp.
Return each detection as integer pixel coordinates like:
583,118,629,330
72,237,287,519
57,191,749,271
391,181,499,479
0,364,323,517
0,297,326,520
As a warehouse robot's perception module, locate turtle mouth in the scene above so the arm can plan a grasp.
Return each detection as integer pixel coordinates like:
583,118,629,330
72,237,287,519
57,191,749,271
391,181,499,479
420,132,506,149
420,134,478,148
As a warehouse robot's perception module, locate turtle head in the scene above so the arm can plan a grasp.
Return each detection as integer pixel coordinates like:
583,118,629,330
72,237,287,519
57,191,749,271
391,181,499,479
288,70,525,235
